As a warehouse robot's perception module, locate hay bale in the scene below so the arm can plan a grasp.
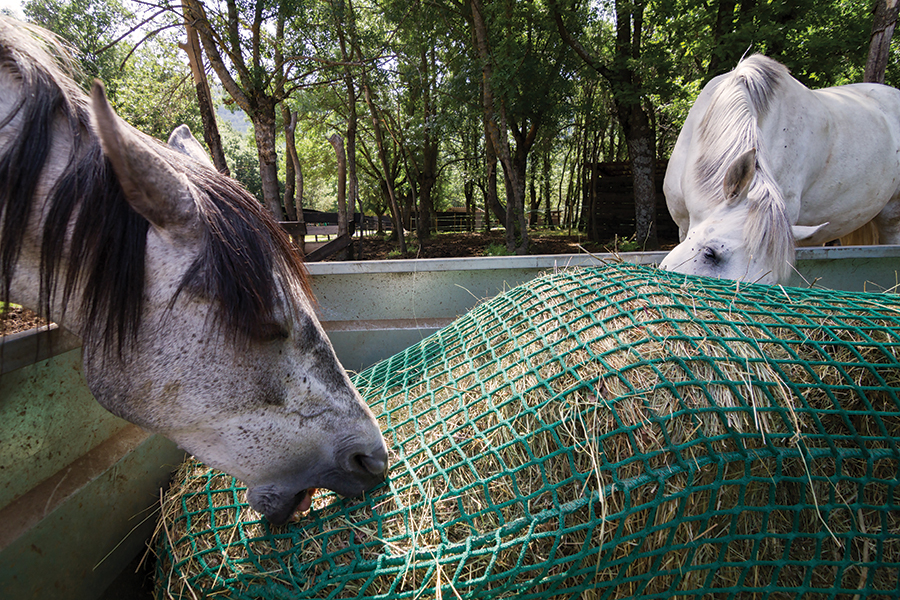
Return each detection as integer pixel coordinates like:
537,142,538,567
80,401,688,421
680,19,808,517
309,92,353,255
153,263,900,600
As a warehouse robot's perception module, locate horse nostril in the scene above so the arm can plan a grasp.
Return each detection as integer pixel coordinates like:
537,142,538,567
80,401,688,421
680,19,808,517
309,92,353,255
352,446,388,478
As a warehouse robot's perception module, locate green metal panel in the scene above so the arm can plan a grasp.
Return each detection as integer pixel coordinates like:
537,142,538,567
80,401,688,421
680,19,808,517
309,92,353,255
0,346,127,508
0,328,185,599
0,427,184,599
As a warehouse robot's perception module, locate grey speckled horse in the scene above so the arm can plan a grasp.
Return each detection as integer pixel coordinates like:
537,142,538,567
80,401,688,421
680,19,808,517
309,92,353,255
661,54,900,284
0,18,387,525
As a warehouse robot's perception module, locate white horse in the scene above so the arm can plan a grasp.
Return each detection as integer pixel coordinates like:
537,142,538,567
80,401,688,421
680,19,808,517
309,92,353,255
660,54,900,284
0,18,387,525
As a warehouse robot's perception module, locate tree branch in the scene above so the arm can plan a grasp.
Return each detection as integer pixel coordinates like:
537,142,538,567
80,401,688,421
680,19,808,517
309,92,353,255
547,0,612,80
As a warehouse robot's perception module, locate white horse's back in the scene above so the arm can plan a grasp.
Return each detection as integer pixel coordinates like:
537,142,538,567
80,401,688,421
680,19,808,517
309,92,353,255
661,55,900,284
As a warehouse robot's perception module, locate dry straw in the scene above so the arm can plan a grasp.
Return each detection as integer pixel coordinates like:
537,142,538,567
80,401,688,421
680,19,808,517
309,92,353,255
153,264,900,600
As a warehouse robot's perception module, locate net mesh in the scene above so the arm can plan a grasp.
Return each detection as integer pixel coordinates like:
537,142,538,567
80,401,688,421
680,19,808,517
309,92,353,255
153,263,900,599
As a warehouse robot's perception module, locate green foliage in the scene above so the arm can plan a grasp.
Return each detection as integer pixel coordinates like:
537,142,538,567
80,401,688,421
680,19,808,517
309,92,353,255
19,0,899,236
219,122,264,202
23,0,201,145
23,0,133,95
110,39,203,142
483,242,513,257
607,234,641,253
654,0,875,87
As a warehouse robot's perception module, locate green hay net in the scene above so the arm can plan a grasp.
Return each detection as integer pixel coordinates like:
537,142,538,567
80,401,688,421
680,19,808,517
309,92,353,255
153,263,900,599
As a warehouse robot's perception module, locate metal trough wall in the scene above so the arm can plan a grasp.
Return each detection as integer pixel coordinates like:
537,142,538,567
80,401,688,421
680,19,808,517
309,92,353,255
0,326,186,600
308,245,900,373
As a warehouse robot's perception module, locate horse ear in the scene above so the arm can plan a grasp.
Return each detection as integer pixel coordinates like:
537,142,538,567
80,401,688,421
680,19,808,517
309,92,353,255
723,148,756,204
90,80,197,233
792,222,829,243
168,124,215,169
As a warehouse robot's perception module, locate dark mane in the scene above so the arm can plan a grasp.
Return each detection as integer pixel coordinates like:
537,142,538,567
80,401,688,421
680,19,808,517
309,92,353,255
0,19,309,352
174,159,313,345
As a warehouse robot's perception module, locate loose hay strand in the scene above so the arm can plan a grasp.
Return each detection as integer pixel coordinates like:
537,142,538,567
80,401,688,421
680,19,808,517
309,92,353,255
153,264,900,600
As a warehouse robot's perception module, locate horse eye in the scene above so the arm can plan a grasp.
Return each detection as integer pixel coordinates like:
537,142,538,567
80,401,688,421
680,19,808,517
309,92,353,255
258,322,290,342
703,247,719,264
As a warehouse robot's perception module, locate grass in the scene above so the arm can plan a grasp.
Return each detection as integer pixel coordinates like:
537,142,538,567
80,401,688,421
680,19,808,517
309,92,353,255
482,242,512,256
0,301,21,316
606,234,642,252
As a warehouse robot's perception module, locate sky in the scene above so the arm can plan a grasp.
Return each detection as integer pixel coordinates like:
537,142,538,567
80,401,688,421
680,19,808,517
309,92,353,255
0,0,23,18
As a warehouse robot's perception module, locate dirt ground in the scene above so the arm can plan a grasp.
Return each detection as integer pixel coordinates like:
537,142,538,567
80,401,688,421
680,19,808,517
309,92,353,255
0,304,47,336
329,229,676,261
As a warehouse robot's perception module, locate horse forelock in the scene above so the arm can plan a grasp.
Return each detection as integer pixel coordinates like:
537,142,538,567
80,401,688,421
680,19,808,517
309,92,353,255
175,159,313,345
0,17,311,353
743,178,795,282
691,54,795,280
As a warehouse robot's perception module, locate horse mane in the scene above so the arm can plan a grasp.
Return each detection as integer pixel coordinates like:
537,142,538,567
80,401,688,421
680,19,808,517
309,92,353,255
0,18,310,353
693,54,795,282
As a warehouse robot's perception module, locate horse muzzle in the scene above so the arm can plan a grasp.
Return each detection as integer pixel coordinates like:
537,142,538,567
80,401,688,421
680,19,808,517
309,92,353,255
247,440,389,525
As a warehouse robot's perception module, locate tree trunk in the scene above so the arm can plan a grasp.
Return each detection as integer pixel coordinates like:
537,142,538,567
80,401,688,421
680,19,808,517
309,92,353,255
180,15,229,175
618,101,658,249
344,67,361,259
346,103,360,259
706,0,738,78
252,101,283,219
551,0,658,249
375,207,385,235
417,45,439,242
362,84,406,254
865,0,900,84
182,0,286,218
470,0,529,254
282,107,297,221
282,107,305,253
529,159,539,229
507,144,530,253
464,180,476,231
328,133,351,260
543,149,554,228
483,130,505,228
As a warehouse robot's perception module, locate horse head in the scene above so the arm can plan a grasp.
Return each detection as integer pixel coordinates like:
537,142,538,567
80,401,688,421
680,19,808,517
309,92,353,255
0,15,389,522
660,149,827,284
79,83,389,524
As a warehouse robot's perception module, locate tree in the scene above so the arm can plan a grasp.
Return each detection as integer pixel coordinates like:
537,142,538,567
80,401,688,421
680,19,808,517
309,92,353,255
361,79,408,253
24,0,134,94
24,0,208,145
182,0,292,218
378,0,444,247
180,4,229,174
329,0,363,259
467,0,575,254
865,0,900,84
550,0,660,249
282,107,306,255
109,37,204,142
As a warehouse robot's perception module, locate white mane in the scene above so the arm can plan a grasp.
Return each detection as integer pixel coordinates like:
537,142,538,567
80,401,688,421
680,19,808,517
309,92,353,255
692,55,795,282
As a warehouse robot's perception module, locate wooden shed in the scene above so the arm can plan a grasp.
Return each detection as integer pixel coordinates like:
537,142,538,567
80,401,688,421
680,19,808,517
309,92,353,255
584,160,679,243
